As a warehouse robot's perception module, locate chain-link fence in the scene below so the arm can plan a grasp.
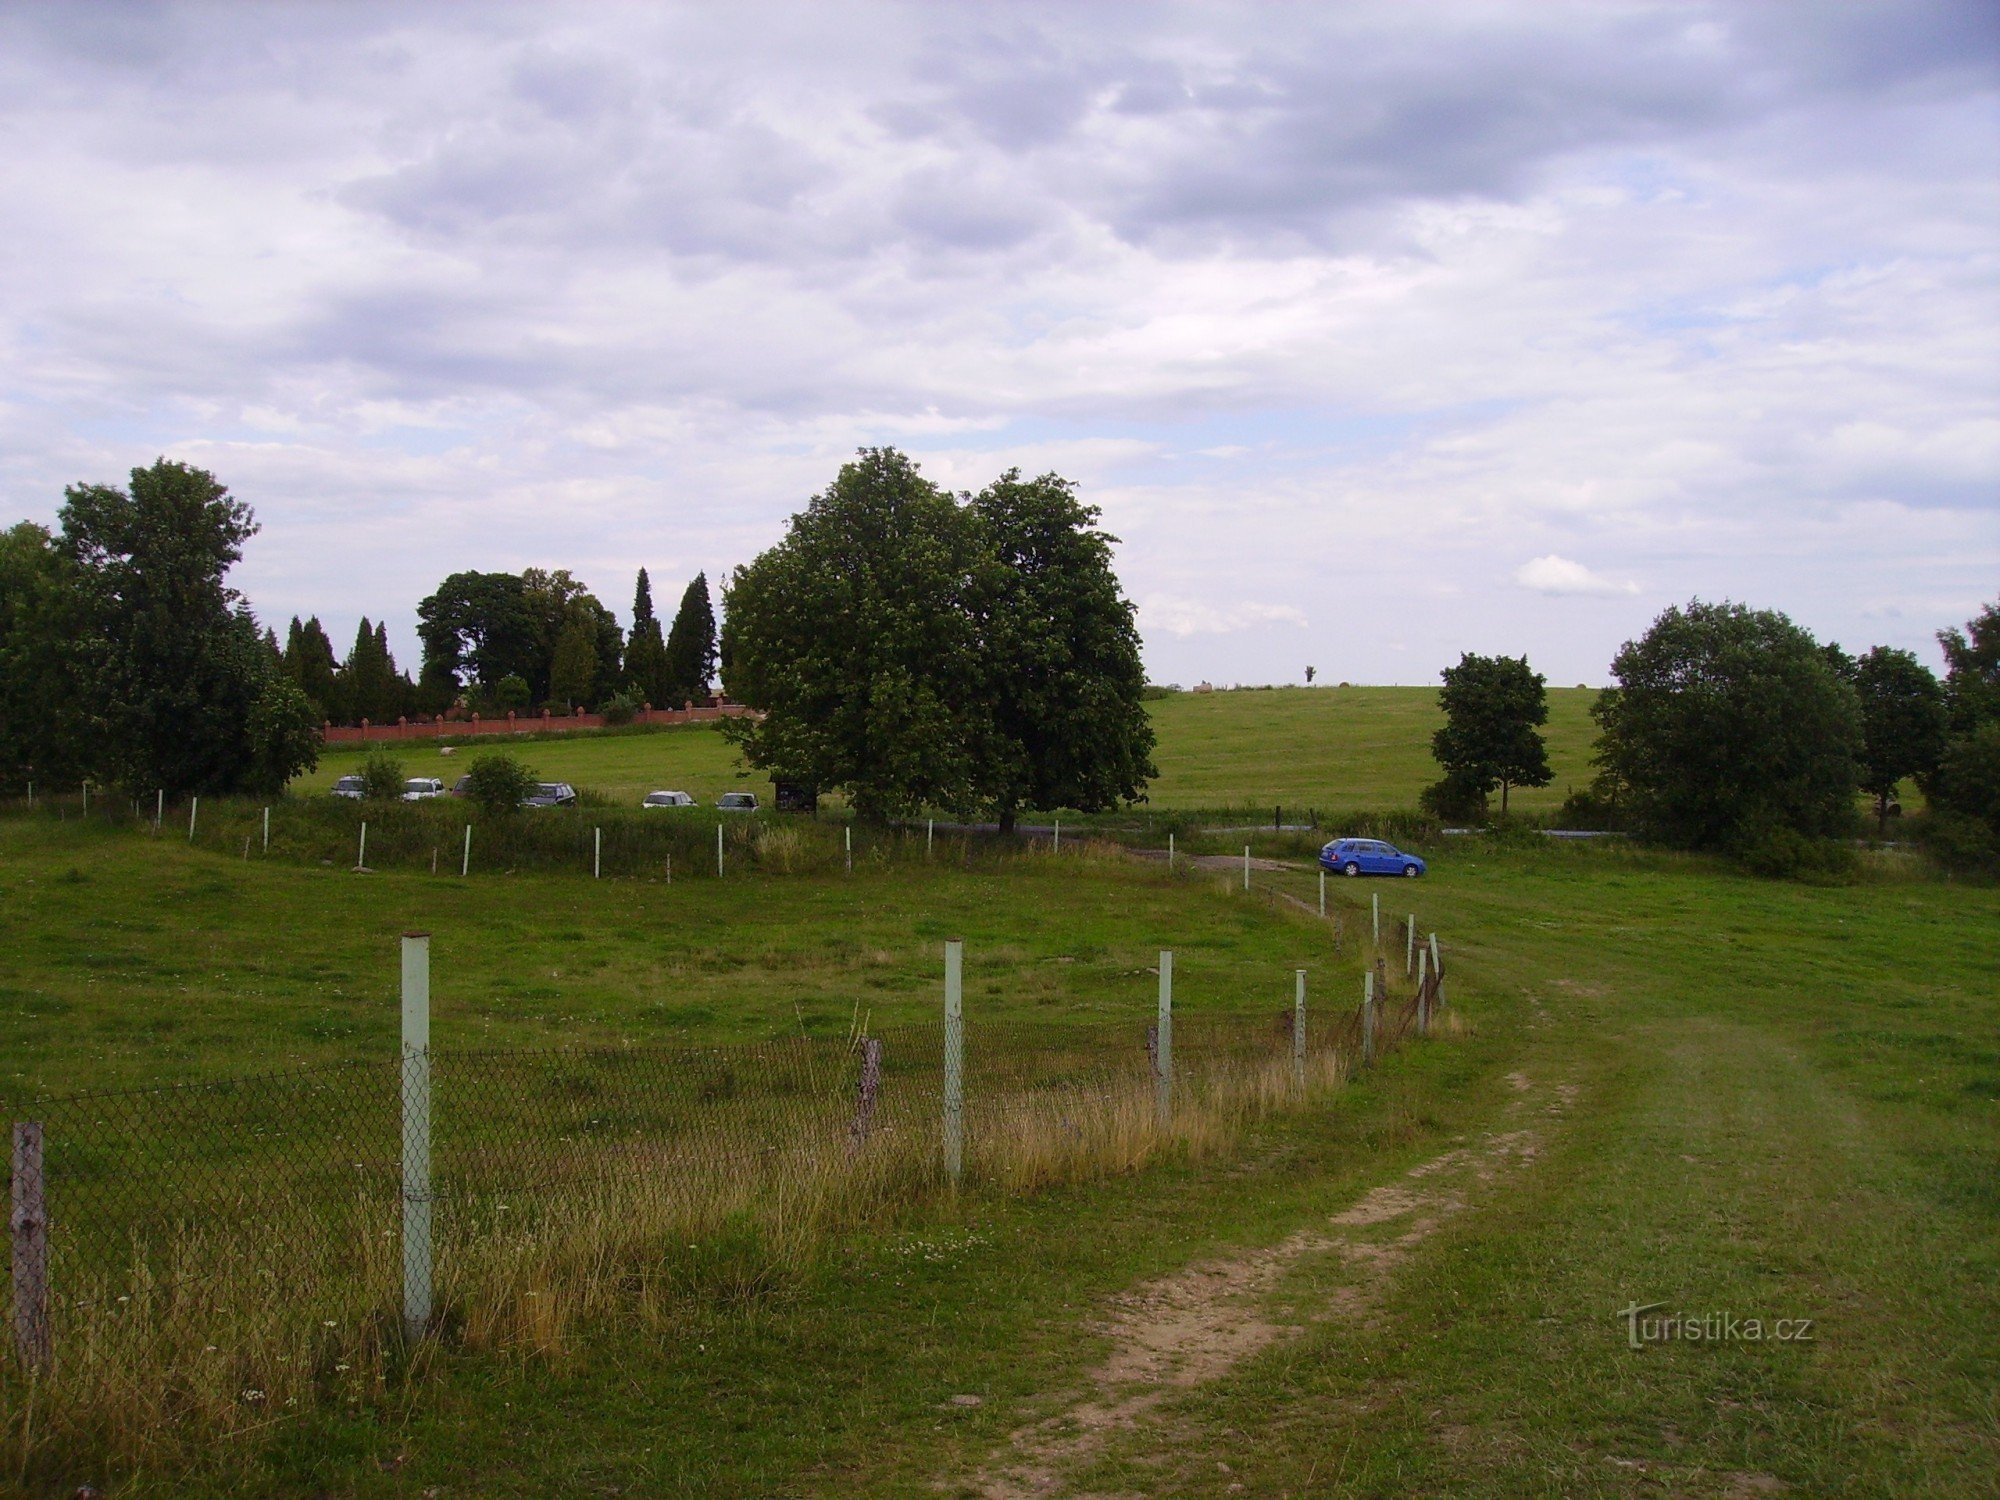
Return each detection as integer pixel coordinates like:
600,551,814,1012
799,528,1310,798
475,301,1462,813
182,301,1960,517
2,946,1446,1473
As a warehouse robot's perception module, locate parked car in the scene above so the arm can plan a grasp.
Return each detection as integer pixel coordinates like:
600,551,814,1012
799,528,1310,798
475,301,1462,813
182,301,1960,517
331,775,365,800
522,781,578,808
402,777,446,801
1319,837,1426,878
449,775,471,798
716,792,759,812
642,790,697,809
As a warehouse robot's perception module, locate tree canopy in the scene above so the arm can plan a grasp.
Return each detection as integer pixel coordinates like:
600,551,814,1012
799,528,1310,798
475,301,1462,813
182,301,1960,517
37,459,317,796
722,448,1154,823
1593,599,1861,850
1428,652,1552,816
1850,645,1947,827
663,572,718,704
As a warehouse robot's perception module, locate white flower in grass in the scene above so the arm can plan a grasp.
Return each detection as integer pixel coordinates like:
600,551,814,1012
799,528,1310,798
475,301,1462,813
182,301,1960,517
242,1389,265,1403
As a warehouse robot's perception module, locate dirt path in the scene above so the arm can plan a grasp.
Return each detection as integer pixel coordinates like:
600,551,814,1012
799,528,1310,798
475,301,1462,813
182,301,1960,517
963,1076,1570,1497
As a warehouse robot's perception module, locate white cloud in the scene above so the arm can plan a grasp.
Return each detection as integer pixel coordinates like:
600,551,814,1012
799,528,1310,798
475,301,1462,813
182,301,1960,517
1139,595,1308,638
1513,556,1642,597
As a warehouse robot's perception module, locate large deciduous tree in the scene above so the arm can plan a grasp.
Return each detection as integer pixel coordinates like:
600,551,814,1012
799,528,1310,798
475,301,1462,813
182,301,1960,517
1937,600,2000,735
0,522,96,787
56,459,317,795
1850,645,1948,830
1592,599,1862,851
971,470,1155,831
416,571,540,704
663,571,718,704
1427,652,1553,816
722,449,993,818
1922,599,2000,868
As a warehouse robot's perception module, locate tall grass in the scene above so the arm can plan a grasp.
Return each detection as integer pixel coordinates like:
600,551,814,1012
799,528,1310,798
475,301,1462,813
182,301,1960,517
0,1001,1422,1483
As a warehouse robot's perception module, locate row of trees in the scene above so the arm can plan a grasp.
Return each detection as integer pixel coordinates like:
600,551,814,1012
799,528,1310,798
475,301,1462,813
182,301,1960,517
721,448,1156,825
410,567,715,721
1424,597,2000,869
0,461,321,797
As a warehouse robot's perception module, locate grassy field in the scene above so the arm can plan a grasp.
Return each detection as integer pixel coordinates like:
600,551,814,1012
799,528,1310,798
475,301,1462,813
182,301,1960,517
2,784,1993,1492
295,685,1606,815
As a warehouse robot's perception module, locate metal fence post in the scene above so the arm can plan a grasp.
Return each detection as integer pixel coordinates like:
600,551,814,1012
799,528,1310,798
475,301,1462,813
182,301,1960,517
593,826,602,879
155,788,162,831
1053,817,1060,852
716,822,724,878
401,933,433,1342
1293,969,1307,1088
927,818,934,856
461,823,471,877
188,795,198,842
1362,971,1376,1068
943,940,964,1183
1372,892,1379,946
1156,950,1174,1127
262,805,270,852
11,1121,49,1371
1243,845,1251,891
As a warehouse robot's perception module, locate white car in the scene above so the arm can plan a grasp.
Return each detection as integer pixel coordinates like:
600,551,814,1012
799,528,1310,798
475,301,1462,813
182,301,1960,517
331,775,365,800
642,790,697,809
402,777,447,801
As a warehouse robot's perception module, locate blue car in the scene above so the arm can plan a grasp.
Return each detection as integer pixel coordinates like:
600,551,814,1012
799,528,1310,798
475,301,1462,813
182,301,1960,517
1319,837,1426,878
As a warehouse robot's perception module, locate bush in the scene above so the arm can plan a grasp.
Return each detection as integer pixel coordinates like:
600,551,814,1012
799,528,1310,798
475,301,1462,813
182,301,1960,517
358,751,406,801
1419,775,1488,825
1912,809,2000,877
463,752,536,815
1555,780,1628,831
601,690,642,727
492,674,532,713
1733,817,1858,883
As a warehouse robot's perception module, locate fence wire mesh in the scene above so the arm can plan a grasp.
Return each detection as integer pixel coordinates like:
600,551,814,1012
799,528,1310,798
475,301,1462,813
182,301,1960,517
6,980,1435,1373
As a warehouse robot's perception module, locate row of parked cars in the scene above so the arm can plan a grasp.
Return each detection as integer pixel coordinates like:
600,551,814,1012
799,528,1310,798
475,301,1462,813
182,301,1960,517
331,777,760,811
330,775,580,807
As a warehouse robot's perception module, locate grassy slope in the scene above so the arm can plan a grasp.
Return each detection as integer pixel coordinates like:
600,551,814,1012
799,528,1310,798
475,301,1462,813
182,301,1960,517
0,820,1335,1098
293,685,1605,814
4,820,1994,1495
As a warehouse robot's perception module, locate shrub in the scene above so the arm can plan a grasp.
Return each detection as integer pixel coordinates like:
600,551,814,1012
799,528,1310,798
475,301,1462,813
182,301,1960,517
358,751,406,801
600,690,641,727
1733,817,1858,883
1913,809,2000,877
492,674,532,713
1555,780,1628,831
463,752,536,815
1419,775,1488,825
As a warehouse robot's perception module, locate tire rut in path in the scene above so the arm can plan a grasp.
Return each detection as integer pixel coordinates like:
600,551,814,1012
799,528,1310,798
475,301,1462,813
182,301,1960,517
961,1078,1567,1499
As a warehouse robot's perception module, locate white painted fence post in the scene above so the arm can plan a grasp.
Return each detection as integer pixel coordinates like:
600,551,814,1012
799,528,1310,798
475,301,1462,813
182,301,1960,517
1156,950,1174,1128
460,824,471,877
943,940,964,1183
401,932,433,1342
845,824,852,873
1372,892,1379,946
188,796,198,842
155,789,163,831
1293,969,1307,1088
927,817,934,856
1053,817,1061,852
593,826,601,879
1362,970,1376,1068
716,822,724,878
1318,867,1326,918
1168,831,1174,867
1243,845,1251,891
262,806,270,852
357,821,368,870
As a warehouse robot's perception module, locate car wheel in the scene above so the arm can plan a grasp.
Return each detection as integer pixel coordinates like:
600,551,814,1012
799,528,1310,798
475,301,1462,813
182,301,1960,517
1403,864,1420,878
1342,861,1360,877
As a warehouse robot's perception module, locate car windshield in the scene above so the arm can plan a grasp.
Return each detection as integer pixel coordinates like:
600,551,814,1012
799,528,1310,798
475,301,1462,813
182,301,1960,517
404,780,429,792
335,777,362,789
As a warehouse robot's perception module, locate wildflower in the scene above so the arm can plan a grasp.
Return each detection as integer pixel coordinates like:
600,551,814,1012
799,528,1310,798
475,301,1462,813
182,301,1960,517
242,1389,266,1403
335,1363,350,1372
323,1319,338,1328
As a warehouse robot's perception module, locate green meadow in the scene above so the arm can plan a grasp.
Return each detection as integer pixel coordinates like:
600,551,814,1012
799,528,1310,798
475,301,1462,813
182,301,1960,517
1,684,1993,1496
296,684,1605,815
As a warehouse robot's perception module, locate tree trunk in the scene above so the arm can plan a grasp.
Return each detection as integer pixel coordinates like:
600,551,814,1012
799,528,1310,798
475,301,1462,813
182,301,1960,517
998,805,1017,835
1501,780,1510,815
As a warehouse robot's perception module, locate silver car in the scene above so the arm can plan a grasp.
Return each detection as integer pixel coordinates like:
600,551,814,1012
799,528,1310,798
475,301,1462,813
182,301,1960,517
642,790,697,808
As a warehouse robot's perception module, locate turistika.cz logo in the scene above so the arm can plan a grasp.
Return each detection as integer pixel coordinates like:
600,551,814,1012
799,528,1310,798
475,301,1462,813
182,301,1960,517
1617,1302,1815,1349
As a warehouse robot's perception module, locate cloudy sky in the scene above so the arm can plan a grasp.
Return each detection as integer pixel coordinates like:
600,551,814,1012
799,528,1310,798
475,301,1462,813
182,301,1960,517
1,1,1994,687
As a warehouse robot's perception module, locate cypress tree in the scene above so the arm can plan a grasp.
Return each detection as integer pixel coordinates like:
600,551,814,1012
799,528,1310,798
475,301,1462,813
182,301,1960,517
624,567,671,705
663,572,717,704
